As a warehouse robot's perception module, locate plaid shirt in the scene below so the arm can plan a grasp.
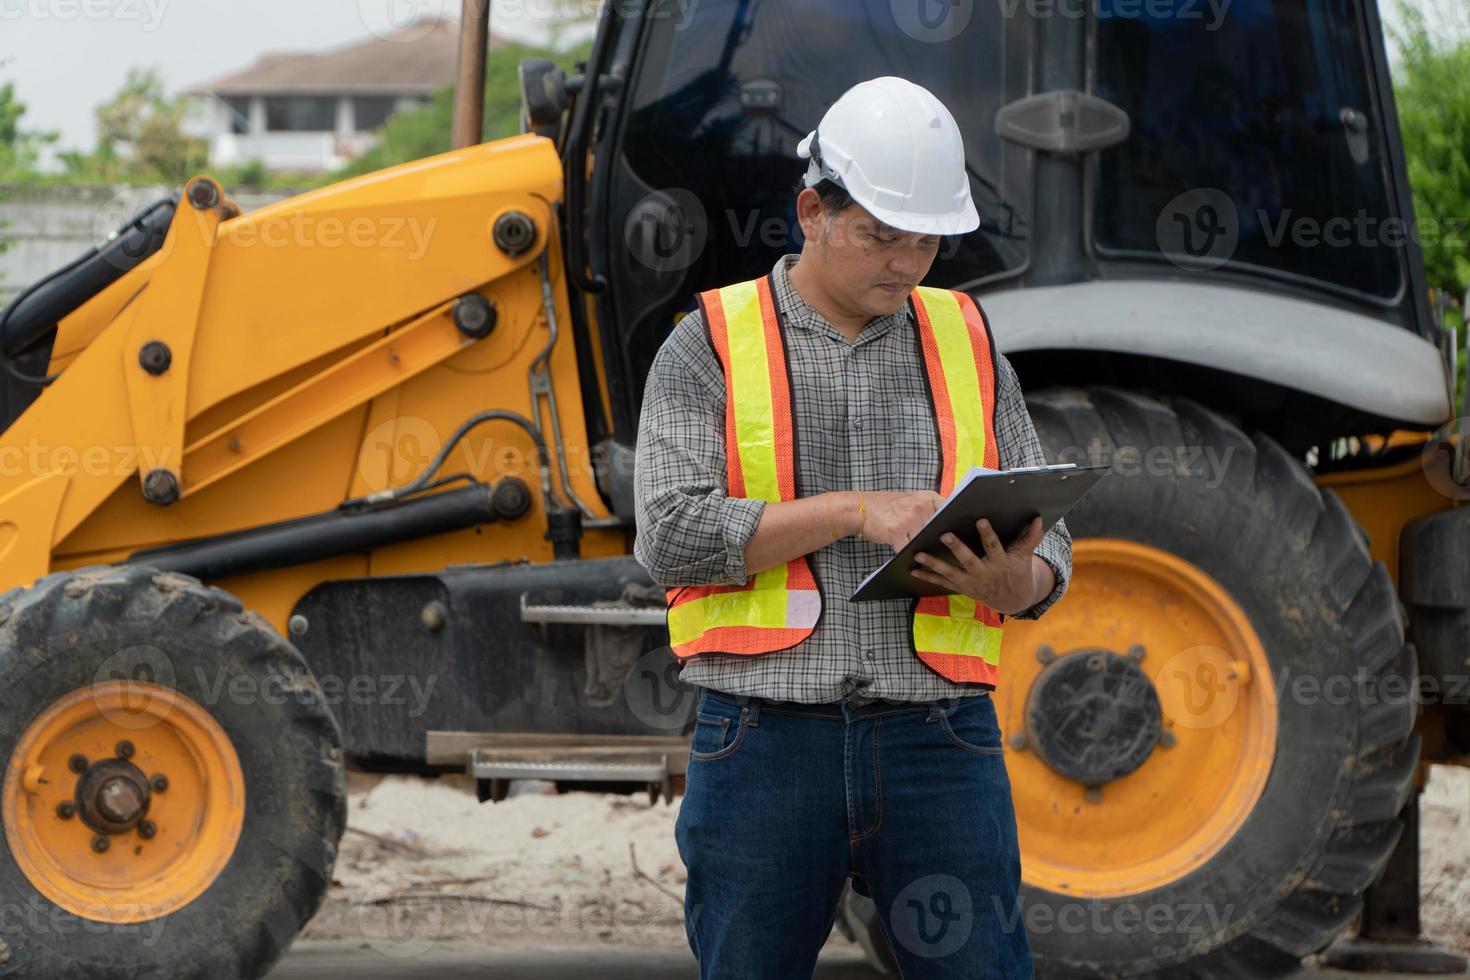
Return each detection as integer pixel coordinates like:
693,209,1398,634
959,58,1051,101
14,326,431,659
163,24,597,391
633,254,1072,703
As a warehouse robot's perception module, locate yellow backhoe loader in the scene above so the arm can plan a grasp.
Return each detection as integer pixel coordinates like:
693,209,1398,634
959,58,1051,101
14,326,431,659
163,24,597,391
1,0,1467,977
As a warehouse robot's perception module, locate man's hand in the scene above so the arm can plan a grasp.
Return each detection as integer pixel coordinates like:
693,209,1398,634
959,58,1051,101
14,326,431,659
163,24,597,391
860,490,946,550
909,516,1050,616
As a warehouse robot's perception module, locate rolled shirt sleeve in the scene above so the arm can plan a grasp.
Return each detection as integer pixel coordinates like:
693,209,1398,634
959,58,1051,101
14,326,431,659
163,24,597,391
993,352,1073,620
633,313,767,589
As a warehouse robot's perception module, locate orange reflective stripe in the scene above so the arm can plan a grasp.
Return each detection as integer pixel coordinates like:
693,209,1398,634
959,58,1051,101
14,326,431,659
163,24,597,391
910,288,1006,680
667,276,820,661
955,292,1000,470
911,293,959,495
667,568,820,649
703,285,749,497
913,286,992,486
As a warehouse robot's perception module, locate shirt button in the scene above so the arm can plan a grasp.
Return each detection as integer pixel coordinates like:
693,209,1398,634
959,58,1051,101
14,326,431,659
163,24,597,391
851,418,863,430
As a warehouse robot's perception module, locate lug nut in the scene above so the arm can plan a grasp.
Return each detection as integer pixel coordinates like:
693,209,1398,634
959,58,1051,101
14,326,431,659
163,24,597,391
68,754,88,773
151,774,169,793
91,835,110,854
115,740,135,759
55,801,75,820
137,820,156,840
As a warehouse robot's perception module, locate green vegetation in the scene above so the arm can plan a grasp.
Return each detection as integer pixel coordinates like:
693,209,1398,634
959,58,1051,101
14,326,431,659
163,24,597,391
57,68,207,184
1390,3,1470,335
1,77,54,185
0,66,57,258
326,38,589,182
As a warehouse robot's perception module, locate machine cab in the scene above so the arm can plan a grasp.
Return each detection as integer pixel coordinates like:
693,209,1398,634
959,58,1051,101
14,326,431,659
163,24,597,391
554,0,1442,457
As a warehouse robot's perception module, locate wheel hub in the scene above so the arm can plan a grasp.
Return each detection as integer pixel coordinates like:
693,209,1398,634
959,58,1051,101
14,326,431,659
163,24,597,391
74,759,151,834
996,538,1278,897
1024,647,1162,786
2,680,246,923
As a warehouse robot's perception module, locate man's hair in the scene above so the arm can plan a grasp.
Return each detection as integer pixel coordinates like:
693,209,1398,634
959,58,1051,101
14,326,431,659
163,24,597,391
793,175,855,216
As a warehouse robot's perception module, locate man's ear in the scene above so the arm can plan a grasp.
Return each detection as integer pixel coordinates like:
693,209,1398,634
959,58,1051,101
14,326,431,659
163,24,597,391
794,187,827,243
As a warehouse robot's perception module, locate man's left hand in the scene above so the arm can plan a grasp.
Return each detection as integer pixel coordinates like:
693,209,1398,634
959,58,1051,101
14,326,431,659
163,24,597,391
910,516,1049,616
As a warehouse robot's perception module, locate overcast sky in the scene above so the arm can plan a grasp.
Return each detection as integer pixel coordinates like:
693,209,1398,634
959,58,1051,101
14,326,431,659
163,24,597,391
2,0,1467,160
3,0,591,159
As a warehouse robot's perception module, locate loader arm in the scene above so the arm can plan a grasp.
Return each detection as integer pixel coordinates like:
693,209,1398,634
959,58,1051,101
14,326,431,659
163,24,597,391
0,134,575,590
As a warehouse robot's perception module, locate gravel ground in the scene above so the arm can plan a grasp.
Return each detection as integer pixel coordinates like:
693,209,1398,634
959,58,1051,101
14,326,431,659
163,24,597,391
304,764,1470,958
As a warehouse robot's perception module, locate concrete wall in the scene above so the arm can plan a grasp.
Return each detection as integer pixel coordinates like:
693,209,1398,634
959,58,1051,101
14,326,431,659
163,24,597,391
0,184,298,304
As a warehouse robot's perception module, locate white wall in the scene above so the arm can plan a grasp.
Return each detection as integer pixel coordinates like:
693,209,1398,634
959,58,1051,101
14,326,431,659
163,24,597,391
0,184,296,303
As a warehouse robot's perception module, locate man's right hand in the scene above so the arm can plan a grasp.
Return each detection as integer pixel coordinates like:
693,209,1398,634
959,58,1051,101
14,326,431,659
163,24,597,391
860,490,946,550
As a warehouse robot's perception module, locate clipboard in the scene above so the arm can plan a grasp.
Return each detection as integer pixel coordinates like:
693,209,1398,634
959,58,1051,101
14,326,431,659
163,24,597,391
850,463,1108,602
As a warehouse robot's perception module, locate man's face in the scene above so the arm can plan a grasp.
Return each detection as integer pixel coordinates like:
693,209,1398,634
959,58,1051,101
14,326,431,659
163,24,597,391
797,189,942,318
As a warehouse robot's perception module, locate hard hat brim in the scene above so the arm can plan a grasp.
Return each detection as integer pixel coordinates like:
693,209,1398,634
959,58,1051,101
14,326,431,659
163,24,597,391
858,195,981,237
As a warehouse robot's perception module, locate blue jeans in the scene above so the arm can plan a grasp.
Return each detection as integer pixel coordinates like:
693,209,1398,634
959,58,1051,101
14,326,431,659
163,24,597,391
675,686,1033,979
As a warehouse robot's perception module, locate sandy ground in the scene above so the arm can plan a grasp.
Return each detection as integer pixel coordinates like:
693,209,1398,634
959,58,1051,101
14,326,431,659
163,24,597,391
303,773,698,955
304,765,1470,957
1418,764,1470,951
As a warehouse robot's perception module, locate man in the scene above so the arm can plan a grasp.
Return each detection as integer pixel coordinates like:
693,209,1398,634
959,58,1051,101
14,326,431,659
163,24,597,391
634,76,1071,979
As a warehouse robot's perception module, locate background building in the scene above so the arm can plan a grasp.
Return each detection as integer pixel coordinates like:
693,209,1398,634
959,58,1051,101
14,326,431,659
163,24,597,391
185,18,500,174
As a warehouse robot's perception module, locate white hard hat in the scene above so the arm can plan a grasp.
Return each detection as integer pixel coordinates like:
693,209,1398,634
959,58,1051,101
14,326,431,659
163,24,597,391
797,76,979,237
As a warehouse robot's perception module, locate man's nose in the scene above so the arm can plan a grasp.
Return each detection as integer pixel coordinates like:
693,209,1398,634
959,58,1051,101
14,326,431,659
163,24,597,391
890,249,921,276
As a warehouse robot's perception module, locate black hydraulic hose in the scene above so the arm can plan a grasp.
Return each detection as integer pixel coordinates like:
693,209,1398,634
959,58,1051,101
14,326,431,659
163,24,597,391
340,410,561,510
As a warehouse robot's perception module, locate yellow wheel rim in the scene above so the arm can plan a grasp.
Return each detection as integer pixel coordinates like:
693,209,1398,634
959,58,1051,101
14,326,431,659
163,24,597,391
2,681,245,923
998,539,1277,897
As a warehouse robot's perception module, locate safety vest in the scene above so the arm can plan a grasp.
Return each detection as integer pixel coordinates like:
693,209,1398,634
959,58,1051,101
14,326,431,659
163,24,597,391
664,274,1005,686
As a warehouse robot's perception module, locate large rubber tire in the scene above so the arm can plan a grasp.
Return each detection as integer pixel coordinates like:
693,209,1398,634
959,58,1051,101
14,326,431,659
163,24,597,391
0,565,346,979
1013,386,1419,978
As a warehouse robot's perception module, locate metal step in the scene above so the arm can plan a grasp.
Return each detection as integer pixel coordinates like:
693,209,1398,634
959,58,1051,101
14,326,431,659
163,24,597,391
518,595,667,626
467,750,671,783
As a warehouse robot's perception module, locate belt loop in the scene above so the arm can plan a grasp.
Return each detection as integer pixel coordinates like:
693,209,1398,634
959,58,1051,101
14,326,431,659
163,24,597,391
744,697,761,727
927,699,949,723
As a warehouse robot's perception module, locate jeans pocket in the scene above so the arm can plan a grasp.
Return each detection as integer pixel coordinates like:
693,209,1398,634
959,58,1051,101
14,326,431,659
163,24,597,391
688,694,747,761
939,695,1005,756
